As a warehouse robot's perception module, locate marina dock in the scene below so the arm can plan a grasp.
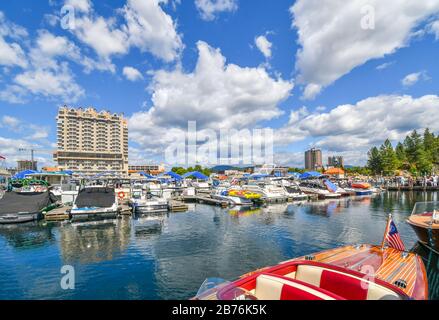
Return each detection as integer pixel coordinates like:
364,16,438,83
181,195,230,207
44,206,71,221
386,186,439,191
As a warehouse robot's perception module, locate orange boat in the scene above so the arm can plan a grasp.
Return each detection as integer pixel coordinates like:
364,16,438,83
351,182,371,189
194,217,428,300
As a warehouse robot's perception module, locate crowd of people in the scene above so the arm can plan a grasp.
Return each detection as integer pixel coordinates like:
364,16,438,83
382,176,439,188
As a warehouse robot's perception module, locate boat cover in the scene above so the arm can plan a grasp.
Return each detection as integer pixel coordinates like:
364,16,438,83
324,179,338,192
75,187,116,208
0,191,57,214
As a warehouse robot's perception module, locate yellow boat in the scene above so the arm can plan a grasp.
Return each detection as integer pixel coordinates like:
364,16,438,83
228,189,262,200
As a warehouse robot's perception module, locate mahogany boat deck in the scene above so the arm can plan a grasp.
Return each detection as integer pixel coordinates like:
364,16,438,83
285,244,427,299
407,215,439,229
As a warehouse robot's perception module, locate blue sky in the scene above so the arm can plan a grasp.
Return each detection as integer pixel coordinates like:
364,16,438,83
1,0,439,168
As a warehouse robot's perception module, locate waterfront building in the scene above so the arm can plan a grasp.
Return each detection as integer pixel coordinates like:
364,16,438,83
128,164,165,175
328,156,344,168
305,148,323,171
53,106,128,176
17,160,37,171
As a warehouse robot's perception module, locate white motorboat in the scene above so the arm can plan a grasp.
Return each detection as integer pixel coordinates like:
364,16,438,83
70,186,119,222
275,179,308,201
299,181,341,199
129,188,168,214
211,188,253,206
243,182,288,202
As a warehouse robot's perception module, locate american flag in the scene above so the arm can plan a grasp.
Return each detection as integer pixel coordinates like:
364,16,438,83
384,216,406,251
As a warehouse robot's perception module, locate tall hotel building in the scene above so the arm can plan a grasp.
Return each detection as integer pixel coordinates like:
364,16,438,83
53,106,129,175
304,148,323,171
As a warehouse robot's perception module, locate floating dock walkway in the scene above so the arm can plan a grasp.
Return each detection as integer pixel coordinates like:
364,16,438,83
181,195,230,207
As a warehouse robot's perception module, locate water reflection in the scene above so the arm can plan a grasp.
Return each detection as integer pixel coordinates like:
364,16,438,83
413,243,439,300
0,222,56,249
59,218,131,264
0,191,439,300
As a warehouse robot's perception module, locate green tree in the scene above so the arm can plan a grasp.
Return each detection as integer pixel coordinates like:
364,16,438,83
379,139,398,175
367,146,382,175
171,167,187,175
395,142,408,170
423,128,439,166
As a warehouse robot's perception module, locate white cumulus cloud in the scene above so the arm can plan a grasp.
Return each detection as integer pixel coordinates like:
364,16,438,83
401,71,429,87
195,0,238,21
123,66,143,81
290,0,439,99
255,35,272,58
129,41,293,157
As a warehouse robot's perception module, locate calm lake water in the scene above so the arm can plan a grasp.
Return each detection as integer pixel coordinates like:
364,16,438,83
0,191,438,300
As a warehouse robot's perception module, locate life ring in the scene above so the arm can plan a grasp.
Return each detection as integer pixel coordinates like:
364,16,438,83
118,191,125,199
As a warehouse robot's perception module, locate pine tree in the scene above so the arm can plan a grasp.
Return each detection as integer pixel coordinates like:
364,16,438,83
380,139,398,175
367,146,382,175
395,142,408,170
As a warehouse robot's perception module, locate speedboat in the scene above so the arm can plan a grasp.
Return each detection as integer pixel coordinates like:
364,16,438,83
243,183,288,202
346,182,373,196
299,180,341,199
407,202,439,252
194,244,427,300
0,191,59,224
70,186,119,222
194,216,428,300
211,188,253,206
278,180,308,201
129,189,168,214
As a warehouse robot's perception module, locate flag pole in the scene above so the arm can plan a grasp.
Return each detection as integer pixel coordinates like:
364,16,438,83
380,213,392,250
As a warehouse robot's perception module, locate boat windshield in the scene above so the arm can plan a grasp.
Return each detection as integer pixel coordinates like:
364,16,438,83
412,201,439,224
196,278,229,297
132,191,142,199
411,202,439,224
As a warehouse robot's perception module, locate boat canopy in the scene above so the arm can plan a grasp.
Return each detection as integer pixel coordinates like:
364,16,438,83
323,179,338,192
182,171,208,180
299,171,322,180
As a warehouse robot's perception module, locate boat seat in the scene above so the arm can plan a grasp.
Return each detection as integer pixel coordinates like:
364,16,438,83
294,265,402,300
254,274,342,300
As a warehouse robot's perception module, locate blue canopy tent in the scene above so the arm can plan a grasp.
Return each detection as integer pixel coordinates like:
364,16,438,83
299,171,322,180
12,170,38,179
161,171,183,181
182,171,208,181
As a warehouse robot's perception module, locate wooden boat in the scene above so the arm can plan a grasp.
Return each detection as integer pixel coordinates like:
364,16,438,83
194,244,428,300
407,202,439,252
